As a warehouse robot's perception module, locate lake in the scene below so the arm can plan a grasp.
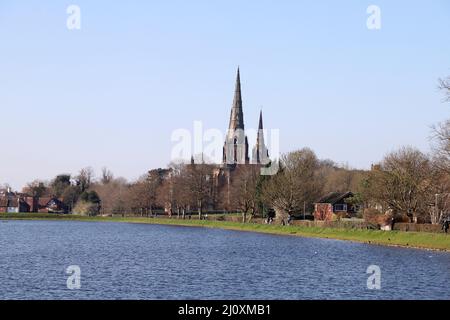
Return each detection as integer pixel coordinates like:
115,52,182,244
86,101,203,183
0,220,449,300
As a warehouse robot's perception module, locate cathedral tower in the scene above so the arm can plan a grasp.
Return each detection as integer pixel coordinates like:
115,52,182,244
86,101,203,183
223,68,249,166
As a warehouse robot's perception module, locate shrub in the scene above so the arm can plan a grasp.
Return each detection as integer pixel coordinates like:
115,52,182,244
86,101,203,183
363,208,390,228
73,201,100,216
416,213,431,224
335,212,347,220
393,213,410,223
355,210,364,219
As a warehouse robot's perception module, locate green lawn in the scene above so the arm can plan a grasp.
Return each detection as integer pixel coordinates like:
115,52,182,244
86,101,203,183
1,213,450,251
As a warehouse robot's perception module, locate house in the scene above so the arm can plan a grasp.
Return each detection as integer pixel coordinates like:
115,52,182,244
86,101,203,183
23,196,39,212
0,187,67,214
0,191,31,213
313,191,359,221
22,196,67,213
37,197,68,214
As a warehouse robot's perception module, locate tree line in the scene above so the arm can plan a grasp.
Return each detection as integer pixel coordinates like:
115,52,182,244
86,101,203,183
2,76,449,224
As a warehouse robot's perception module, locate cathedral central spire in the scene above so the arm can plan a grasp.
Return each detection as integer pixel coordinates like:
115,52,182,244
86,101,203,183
258,110,263,130
223,67,249,165
228,67,244,135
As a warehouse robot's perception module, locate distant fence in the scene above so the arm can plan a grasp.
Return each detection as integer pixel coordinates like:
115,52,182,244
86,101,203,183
290,220,445,233
393,223,442,233
113,213,448,233
207,215,264,224
290,220,369,230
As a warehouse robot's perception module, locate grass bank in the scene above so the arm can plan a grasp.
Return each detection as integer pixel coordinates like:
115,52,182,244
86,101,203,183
1,213,450,252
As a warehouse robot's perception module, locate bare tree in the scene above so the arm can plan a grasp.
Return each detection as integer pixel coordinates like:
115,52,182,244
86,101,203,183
129,170,166,217
368,147,434,222
431,120,450,174
91,177,130,216
320,163,366,195
425,152,450,224
186,160,213,220
0,183,12,193
262,148,324,224
101,167,114,185
229,165,260,222
22,180,49,197
439,76,450,102
77,167,94,193
429,165,450,224
167,162,192,219
156,174,175,217
432,75,450,173
128,178,149,216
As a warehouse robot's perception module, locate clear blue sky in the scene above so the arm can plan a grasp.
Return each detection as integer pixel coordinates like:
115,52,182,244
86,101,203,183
1,0,449,190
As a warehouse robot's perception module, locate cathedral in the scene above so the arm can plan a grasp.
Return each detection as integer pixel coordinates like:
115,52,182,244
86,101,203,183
173,68,271,213
222,67,269,167
210,68,270,210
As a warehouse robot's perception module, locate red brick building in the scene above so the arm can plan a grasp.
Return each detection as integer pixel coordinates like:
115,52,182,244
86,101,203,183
313,192,358,221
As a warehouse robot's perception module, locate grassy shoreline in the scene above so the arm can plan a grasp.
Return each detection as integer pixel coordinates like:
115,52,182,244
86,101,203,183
2,213,450,252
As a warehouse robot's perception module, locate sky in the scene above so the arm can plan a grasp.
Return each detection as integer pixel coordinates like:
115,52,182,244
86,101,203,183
0,0,450,190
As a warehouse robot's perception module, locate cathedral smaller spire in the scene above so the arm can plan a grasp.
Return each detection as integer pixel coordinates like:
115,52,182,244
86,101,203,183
252,110,269,165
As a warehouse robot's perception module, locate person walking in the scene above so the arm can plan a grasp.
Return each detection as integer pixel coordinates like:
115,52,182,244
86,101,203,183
443,219,449,234
287,215,293,225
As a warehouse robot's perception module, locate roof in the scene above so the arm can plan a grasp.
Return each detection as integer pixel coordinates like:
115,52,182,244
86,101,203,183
39,197,62,207
38,197,52,207
38,197,64,207
0,197,19,207
0,198,8,207
316,192,354,204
